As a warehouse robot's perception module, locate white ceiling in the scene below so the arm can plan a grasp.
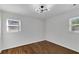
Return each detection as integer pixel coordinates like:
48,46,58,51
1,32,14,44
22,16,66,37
0,4,79,19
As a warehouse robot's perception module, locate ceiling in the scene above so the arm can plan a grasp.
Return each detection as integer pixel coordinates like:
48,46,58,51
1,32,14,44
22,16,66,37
0,4,79,19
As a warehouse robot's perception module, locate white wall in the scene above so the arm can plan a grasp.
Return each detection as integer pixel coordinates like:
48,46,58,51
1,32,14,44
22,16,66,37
2,11,44,50
0,10,1,50
46,8,79,52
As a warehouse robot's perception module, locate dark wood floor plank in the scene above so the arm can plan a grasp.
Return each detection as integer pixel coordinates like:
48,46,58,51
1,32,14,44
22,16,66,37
1,40,79,54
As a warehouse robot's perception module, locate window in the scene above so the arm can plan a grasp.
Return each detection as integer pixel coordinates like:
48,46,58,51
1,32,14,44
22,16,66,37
7,19,21,32
69,17,79,33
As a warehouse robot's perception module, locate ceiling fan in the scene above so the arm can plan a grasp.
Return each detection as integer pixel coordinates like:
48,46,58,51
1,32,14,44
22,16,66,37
33,4,54,14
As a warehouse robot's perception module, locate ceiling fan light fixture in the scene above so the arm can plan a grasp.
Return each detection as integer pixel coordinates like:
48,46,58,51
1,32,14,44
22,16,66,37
33,4,54,14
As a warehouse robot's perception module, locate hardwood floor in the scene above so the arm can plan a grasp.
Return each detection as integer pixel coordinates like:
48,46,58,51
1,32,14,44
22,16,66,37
1,40,79,54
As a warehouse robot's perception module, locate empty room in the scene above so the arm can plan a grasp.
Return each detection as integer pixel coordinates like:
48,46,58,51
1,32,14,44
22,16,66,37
0,4,79,54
